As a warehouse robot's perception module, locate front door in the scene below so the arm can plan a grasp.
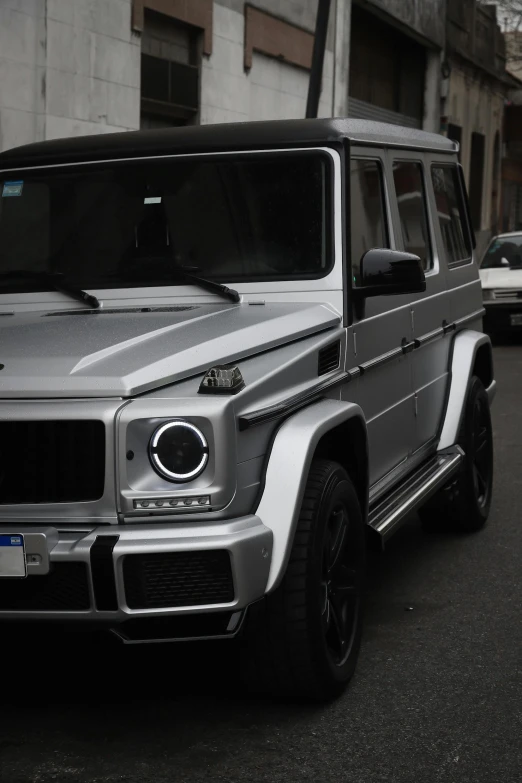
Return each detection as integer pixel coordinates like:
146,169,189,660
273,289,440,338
343,149,416,486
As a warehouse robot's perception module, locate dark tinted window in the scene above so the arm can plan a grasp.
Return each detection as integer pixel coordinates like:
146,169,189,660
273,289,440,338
0,153,331,293
350,159,388,284
481,235,522,269
431,165,471,265
393,161,431,270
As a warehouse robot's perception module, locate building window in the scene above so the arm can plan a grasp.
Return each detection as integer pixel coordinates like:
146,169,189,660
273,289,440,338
349,5,425,127
350,159,389,284
392,161,432,270
140,10,201,129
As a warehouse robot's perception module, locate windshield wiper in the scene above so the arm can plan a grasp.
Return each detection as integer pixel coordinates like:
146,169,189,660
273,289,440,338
170,267,240,303
0,271,100,309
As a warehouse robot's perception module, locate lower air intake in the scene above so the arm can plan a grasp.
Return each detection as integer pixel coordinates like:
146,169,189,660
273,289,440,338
0,563,90,611
123,550,234,610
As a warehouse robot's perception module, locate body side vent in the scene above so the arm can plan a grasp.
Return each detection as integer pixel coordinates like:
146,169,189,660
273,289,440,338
318,340,341,376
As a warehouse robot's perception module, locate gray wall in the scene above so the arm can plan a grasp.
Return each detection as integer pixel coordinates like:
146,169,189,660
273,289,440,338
0,0,140,152
215,0,323,34
202,1,337,124
0,0,445,150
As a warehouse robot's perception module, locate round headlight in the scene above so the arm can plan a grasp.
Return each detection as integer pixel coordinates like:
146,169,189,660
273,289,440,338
149,421,208,482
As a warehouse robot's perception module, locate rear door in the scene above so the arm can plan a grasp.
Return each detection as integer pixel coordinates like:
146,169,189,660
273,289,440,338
430,160,482,333
390,152,451,452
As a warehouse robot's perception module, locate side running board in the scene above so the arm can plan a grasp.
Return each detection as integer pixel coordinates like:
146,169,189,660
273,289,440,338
368,447,464,543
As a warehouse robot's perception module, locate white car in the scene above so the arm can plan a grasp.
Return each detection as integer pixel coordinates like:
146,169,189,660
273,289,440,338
480,232,522,331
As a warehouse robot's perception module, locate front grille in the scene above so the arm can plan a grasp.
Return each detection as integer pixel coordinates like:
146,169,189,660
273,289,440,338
493,289,522,299
0,563,90,611
0,420,105,504
123,551,234,610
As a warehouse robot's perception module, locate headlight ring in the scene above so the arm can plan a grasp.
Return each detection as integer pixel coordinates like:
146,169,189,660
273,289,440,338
149,420,209,482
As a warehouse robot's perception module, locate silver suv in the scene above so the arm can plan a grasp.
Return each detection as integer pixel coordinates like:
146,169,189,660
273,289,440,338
0,120,495,701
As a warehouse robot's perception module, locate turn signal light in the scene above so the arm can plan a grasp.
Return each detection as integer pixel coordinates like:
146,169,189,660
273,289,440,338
198,364,245,395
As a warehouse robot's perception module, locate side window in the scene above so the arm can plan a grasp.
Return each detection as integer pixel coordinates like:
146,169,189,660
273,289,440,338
431,165,472,266
392,161,432,270
350,159,388,284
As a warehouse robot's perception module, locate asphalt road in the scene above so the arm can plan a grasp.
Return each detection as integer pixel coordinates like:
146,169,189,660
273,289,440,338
1,343,521,783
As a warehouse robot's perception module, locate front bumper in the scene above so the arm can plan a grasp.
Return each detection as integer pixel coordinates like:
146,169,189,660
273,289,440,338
483,301,522,331
0,517,272,622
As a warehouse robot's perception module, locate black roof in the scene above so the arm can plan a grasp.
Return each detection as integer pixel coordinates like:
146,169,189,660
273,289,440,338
0,118,457,170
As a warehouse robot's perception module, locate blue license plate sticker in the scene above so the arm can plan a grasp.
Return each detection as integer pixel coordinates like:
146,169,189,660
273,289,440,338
2,180,24,197
0,534,26,577
0,535,23,546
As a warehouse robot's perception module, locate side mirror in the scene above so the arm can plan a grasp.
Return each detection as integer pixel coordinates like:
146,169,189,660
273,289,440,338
356,248,426,298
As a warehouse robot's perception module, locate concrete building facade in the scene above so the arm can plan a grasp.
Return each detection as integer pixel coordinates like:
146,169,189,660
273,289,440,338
0,0,448,153
444,1,510,251
0,0,141,151
0,0,506,202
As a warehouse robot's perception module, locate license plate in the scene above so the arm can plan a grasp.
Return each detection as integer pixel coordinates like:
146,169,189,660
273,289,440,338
510,314,522,326
0,534,26,577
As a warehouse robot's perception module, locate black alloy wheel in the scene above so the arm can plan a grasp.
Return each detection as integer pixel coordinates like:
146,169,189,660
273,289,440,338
321,502,361,668
240,460,366,702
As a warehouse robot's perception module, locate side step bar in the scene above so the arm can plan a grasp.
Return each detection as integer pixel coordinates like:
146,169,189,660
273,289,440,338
368,447,464,542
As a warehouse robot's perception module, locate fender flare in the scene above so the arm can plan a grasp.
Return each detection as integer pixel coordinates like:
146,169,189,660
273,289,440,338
255,398,367,593
438,329,495,451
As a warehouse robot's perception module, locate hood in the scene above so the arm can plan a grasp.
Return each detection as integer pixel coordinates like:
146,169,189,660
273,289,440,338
0,302,340,398
479,268,522,289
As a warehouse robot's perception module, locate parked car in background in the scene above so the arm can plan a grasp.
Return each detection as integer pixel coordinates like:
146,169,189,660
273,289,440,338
480,232,522,333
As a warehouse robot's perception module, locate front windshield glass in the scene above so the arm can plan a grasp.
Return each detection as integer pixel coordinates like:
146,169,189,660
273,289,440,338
0,152,331,293
481,235,522,269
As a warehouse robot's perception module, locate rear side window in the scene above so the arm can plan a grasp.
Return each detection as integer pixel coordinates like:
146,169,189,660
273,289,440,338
431,165,472,266
392,161,431,270
350,159,388,284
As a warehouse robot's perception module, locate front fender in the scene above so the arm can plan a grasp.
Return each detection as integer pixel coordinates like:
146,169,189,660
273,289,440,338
255,398,366,593
439,330,495,451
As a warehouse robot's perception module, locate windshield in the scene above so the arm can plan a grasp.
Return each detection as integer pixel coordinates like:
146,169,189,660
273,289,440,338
0,152,331,294
481,235,522,269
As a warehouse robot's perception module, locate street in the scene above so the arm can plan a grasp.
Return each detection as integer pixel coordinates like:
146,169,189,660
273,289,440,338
1,342,521,783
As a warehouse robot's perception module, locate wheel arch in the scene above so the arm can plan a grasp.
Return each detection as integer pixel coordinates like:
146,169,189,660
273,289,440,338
313,415,369,521
439,329,496,451
472,341,494,389
255,398,368,594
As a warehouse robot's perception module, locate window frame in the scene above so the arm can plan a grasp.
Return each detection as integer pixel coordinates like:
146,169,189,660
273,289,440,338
430,162,473,269
349,156,391,288
391,158,434,274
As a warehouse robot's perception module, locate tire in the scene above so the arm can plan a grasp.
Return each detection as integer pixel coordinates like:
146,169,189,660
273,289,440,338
420,376,493,533
240,460,366,702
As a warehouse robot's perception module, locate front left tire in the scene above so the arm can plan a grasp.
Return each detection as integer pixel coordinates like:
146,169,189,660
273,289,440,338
240,460,366,702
